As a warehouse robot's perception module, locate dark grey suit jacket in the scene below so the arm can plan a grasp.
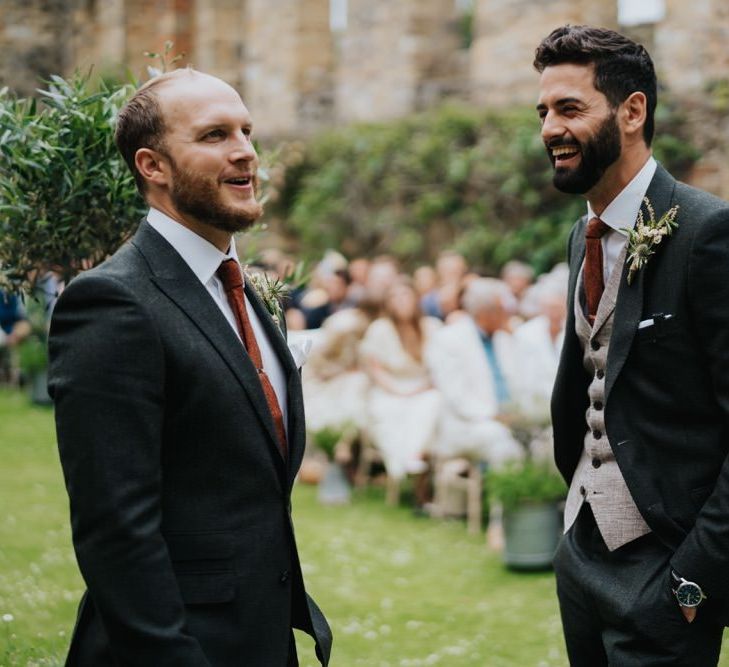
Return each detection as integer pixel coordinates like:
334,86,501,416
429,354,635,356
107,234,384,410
48,221,332,665
552,163,729,622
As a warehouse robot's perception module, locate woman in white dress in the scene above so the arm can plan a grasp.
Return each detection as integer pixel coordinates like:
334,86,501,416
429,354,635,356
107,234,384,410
360,280,442,501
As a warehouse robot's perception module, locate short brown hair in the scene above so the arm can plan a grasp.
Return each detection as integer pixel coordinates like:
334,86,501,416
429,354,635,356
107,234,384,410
534,25,657,146
114,69,193,194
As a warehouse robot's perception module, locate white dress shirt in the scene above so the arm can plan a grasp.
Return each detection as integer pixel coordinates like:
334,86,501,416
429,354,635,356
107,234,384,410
586,156,657,283
146,208,288,434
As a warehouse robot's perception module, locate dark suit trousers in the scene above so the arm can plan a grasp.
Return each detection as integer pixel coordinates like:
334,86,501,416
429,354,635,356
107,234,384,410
554,504,723,666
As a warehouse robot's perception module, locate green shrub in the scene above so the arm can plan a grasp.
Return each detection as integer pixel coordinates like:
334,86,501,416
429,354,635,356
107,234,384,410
487,461,567,512
0,74,144,293
270,101,699,273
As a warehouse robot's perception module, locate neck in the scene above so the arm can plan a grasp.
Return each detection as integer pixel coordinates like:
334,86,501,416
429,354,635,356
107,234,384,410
586,146,652,216
147,196,232,252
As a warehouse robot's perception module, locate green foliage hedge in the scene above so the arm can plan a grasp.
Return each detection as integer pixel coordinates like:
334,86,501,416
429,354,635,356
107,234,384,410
271,102,699,273
0,74,144,293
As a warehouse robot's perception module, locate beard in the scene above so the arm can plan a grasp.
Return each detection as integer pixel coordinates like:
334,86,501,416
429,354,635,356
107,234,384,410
549,111,622,195
169,162,263,234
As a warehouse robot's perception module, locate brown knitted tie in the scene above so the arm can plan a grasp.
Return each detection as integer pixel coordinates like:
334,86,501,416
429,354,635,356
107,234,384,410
584,217,611,325
217,259,288,460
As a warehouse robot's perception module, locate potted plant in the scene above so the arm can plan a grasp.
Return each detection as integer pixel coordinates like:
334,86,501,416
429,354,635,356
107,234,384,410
487,458,566,570
313,424,354,505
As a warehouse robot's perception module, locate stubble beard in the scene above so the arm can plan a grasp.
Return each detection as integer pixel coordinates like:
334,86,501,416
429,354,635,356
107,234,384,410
169,163,264,234
550,111,622,195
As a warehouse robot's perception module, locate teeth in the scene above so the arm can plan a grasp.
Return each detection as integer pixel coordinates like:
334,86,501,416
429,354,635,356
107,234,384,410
552,146,579,157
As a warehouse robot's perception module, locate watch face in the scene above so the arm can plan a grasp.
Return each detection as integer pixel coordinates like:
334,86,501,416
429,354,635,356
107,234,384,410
676,582,703,607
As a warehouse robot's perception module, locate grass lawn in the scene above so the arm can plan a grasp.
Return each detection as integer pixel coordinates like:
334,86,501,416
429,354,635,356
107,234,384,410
1,387,728,666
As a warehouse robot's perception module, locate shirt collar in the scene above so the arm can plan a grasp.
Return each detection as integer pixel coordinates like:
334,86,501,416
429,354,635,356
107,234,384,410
586,156,657,236
146,208,238,285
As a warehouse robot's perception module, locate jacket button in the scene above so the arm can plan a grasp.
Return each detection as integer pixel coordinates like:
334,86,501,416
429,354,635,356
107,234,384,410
593,401,603,411
592,458,601,468
596,369,605,379
280,570,290,584
593,430,602,439
591,340,601,351
579,486,586,496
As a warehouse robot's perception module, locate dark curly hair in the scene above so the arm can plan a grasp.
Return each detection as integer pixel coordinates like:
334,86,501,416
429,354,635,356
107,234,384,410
534,25,657,146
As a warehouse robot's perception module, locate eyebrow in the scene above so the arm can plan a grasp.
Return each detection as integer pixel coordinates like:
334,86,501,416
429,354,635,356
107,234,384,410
191,118,253,134
536,97,584,111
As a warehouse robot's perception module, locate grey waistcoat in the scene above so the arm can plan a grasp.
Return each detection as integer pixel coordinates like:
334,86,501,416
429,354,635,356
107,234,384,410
563,243,651,551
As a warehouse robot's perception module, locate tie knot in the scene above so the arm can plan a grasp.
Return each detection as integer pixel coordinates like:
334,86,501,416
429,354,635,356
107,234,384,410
585,217,610,240
217,258,244,291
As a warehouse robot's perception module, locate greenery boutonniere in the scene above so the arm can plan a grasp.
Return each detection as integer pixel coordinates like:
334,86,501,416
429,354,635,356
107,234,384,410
624,197,679,285
245,269,288,327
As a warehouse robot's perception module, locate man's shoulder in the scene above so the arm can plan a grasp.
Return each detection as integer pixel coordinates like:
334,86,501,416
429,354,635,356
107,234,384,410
57,235,151,310
673,179,729,221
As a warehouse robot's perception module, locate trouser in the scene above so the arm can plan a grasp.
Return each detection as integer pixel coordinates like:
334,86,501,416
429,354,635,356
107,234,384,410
554,503,723,666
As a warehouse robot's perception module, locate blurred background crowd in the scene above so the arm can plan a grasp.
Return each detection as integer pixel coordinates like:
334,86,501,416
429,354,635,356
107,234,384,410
241,248,568,518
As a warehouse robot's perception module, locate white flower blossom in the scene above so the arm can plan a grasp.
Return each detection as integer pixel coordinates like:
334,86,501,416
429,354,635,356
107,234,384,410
2,613,14,622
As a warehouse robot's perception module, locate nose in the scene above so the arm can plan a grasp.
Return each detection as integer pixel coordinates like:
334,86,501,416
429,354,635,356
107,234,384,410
540,110,563,145
229,131,257,163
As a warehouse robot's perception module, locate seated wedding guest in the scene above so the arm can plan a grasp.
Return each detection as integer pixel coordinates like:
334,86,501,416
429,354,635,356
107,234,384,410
413,265,437,300
302,308,370,434
0,291,32,383
346,257,370,305
359,255,399,320
425,278,522,467
302,269,354,329
421,251,468,320
513,279,567,421
360,279,442,505
500,260,535,303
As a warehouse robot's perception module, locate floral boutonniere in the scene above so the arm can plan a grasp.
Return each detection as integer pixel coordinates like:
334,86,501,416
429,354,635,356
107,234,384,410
245,269,288,327
624,197,679,285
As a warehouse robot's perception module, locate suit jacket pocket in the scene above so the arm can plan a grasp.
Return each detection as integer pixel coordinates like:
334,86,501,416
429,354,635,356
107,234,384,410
165,530,236,604
176,571,236,605
635,316,680,344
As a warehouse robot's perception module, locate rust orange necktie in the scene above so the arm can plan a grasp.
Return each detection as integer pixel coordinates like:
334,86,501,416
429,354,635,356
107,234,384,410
584,217,611,325
217,259,288,460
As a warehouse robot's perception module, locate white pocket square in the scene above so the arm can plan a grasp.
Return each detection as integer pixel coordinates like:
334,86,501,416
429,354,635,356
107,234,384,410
287,337,313,368
638,314,673,329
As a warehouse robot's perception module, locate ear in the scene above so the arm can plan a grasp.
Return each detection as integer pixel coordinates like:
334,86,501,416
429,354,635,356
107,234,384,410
134,148,171,188
621,91,647,141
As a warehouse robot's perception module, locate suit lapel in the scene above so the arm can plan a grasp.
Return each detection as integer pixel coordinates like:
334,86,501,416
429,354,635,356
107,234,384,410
131,222,287,479
244,281,306,483
605,164,677,402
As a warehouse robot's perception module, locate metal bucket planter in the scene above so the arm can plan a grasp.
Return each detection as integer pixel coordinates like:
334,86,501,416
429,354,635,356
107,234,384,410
317,461,351,505
502,501,561,570
30,369,52,406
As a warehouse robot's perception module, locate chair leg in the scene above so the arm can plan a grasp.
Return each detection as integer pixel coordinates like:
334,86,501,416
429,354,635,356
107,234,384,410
466,462,482,534
385,476,400,506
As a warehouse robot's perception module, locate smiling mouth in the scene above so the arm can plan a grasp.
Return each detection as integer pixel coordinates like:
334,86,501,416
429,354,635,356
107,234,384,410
223,176,252,186
551,145,580,165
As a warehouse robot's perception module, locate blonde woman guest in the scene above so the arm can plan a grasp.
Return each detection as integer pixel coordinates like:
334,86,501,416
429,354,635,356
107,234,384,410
360,280,442,502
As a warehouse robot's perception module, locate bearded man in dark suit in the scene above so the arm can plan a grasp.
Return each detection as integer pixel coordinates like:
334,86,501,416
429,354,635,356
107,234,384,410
48,68,331,666
538,25,729,666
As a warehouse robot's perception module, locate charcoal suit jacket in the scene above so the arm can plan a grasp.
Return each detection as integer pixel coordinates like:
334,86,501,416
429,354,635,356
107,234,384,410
48,220,332,665
551,163,729,622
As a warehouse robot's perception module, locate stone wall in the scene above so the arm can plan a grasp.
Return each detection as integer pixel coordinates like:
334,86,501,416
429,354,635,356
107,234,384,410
336,0,465,123
243,0,333,138
0,0,74,97
470,0,618,107
1,0,727,194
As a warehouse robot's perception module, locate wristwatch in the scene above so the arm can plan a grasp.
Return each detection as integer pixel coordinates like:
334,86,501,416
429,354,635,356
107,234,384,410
671,570,707,608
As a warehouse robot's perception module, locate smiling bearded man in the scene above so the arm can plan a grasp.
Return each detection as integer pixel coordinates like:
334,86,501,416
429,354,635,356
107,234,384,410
48,68,331,667
537,25,729,666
